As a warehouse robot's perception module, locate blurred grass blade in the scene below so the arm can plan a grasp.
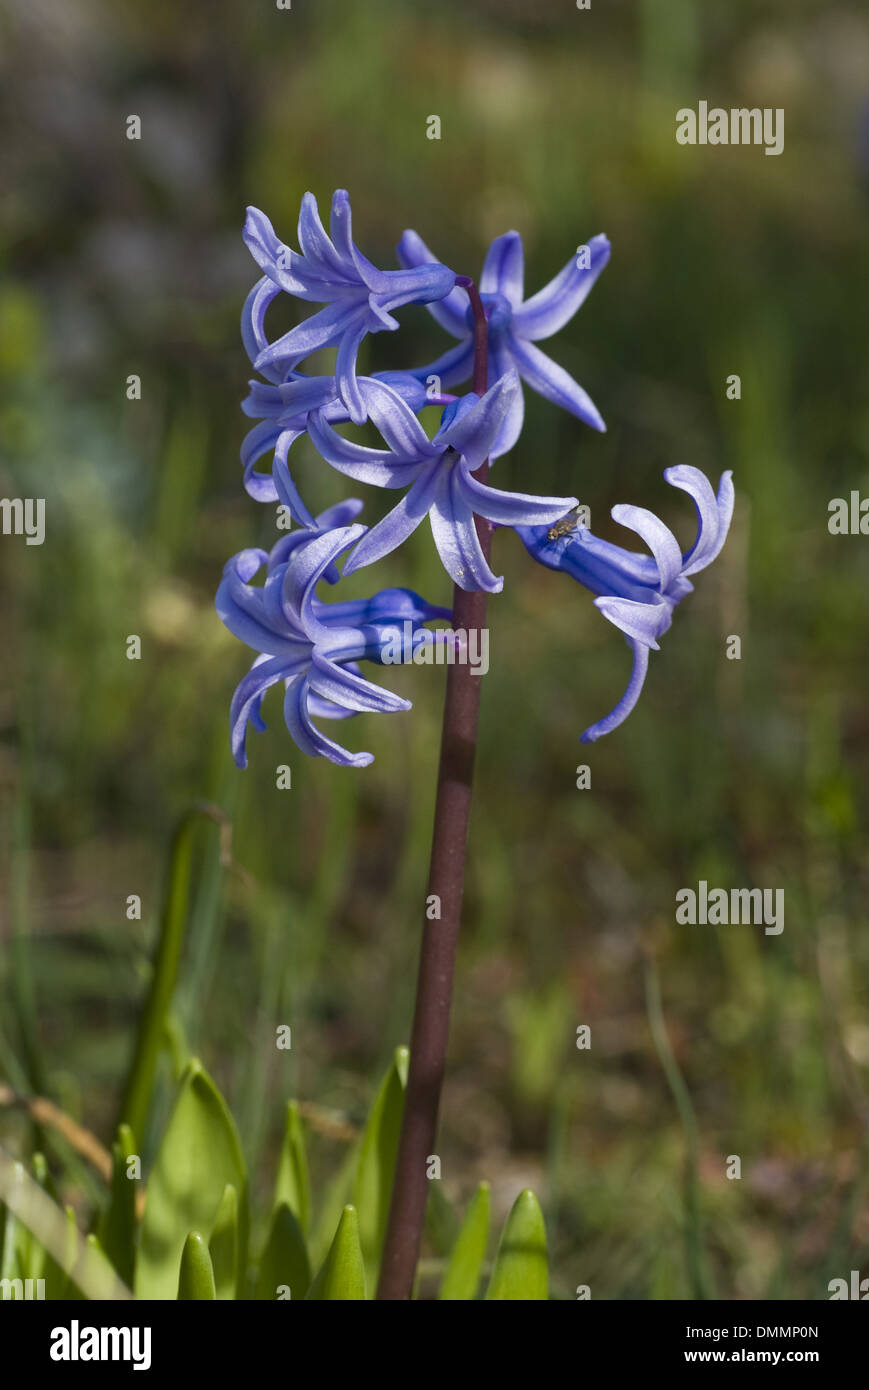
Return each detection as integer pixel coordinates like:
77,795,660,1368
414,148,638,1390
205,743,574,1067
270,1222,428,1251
135,1059,248,1300
96,1124,138,1287
352,1045,408,1287
305,1205,366,1301
208,1183,239,1301
273,1100,312,1235
0,1148,132,1299
118,805,229,1145
117,810,198,1144
439,1182,490,1301
10,776,48,1099
177,1231,216,1300
255,1201,311,1301
644,955,715,1300
485,1190,548,1301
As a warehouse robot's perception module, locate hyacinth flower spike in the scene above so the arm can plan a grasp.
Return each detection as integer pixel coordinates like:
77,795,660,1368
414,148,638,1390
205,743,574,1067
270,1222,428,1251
398,226,610,458
215,500,450,767
308,370,579,593
242,191,456,425
516,466,734,742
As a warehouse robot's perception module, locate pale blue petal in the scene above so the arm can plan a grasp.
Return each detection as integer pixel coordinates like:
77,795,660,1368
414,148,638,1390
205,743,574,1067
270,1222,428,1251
580,638,650,744
342,457,445,575
514,234,610,341
509,337,605,431
430,469,503,593
480,231,524,304
610,505,683,592
283,673,374,767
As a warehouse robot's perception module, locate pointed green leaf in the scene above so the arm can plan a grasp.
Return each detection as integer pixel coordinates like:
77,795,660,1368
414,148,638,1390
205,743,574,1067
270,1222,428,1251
177,1231,216,1300
305,1205,366,1301
255,1201,310,1301
117,811,199,1144
439,1182,491,1300
274,1100,312,1235
485,1189,548,1301
19,1153,53,1282
135,1059,248,1299
309,1141,358,1269
55,1203,80,1300
352,1045,408,1286
208,1184,238,1301
97,1124,138,1287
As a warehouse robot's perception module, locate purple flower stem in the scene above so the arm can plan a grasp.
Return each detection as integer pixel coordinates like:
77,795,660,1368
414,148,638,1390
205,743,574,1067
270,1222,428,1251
377,279,490,1300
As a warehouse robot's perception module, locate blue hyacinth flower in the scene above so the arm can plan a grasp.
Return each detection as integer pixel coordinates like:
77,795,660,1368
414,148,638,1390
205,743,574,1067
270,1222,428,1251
242,191,457,427
240,369,436,525
515,466,734,742
307,370,578,594
397,226,610,458
215,501,450,768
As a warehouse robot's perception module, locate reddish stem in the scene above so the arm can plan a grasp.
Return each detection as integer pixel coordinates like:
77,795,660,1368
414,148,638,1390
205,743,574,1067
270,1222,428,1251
376,278,490,1300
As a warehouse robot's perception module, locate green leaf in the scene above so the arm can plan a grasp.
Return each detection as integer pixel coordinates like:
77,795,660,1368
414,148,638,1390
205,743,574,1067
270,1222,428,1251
439,1182,491,1300
208,1184,239,1301
0,1164,25,1289
255,1202,310,1301
273,1100,312,1235
305,1205,366,1301
97,1124,138,1287
54,1204,80,1300
117,809,203,1144
309,1141,358,1269
177,1232,216,1300
485,1190,548,1301
352,1045,408,1287
135,1059,248,1300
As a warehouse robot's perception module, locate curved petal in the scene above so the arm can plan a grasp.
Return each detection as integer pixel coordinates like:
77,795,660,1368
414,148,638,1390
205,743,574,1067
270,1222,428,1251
430,469,503,593
480,231,524,304
307,412,424,488
397,229,469,337
358,378,436,459
487,341,525,460
456,463,578,526
335,317,370,425
665,467,735,575
255,302,363,373
580,638,650,744
308,650,411,714
230,653,303,767
282,524,366,639
283,673,374,767
509,337,606,432
378,262,458,313
243,208,310,294
241,421,284,502
610,505,683,592
593,594,672,649
273,431,317,528
436,371,522,469
514,234,611,341
297,191,351,280
342,456,445,576
216,555,309,653
241,276,282,381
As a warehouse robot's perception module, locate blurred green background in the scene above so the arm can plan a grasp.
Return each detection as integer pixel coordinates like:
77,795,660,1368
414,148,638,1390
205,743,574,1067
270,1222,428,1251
2,0,869,1299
